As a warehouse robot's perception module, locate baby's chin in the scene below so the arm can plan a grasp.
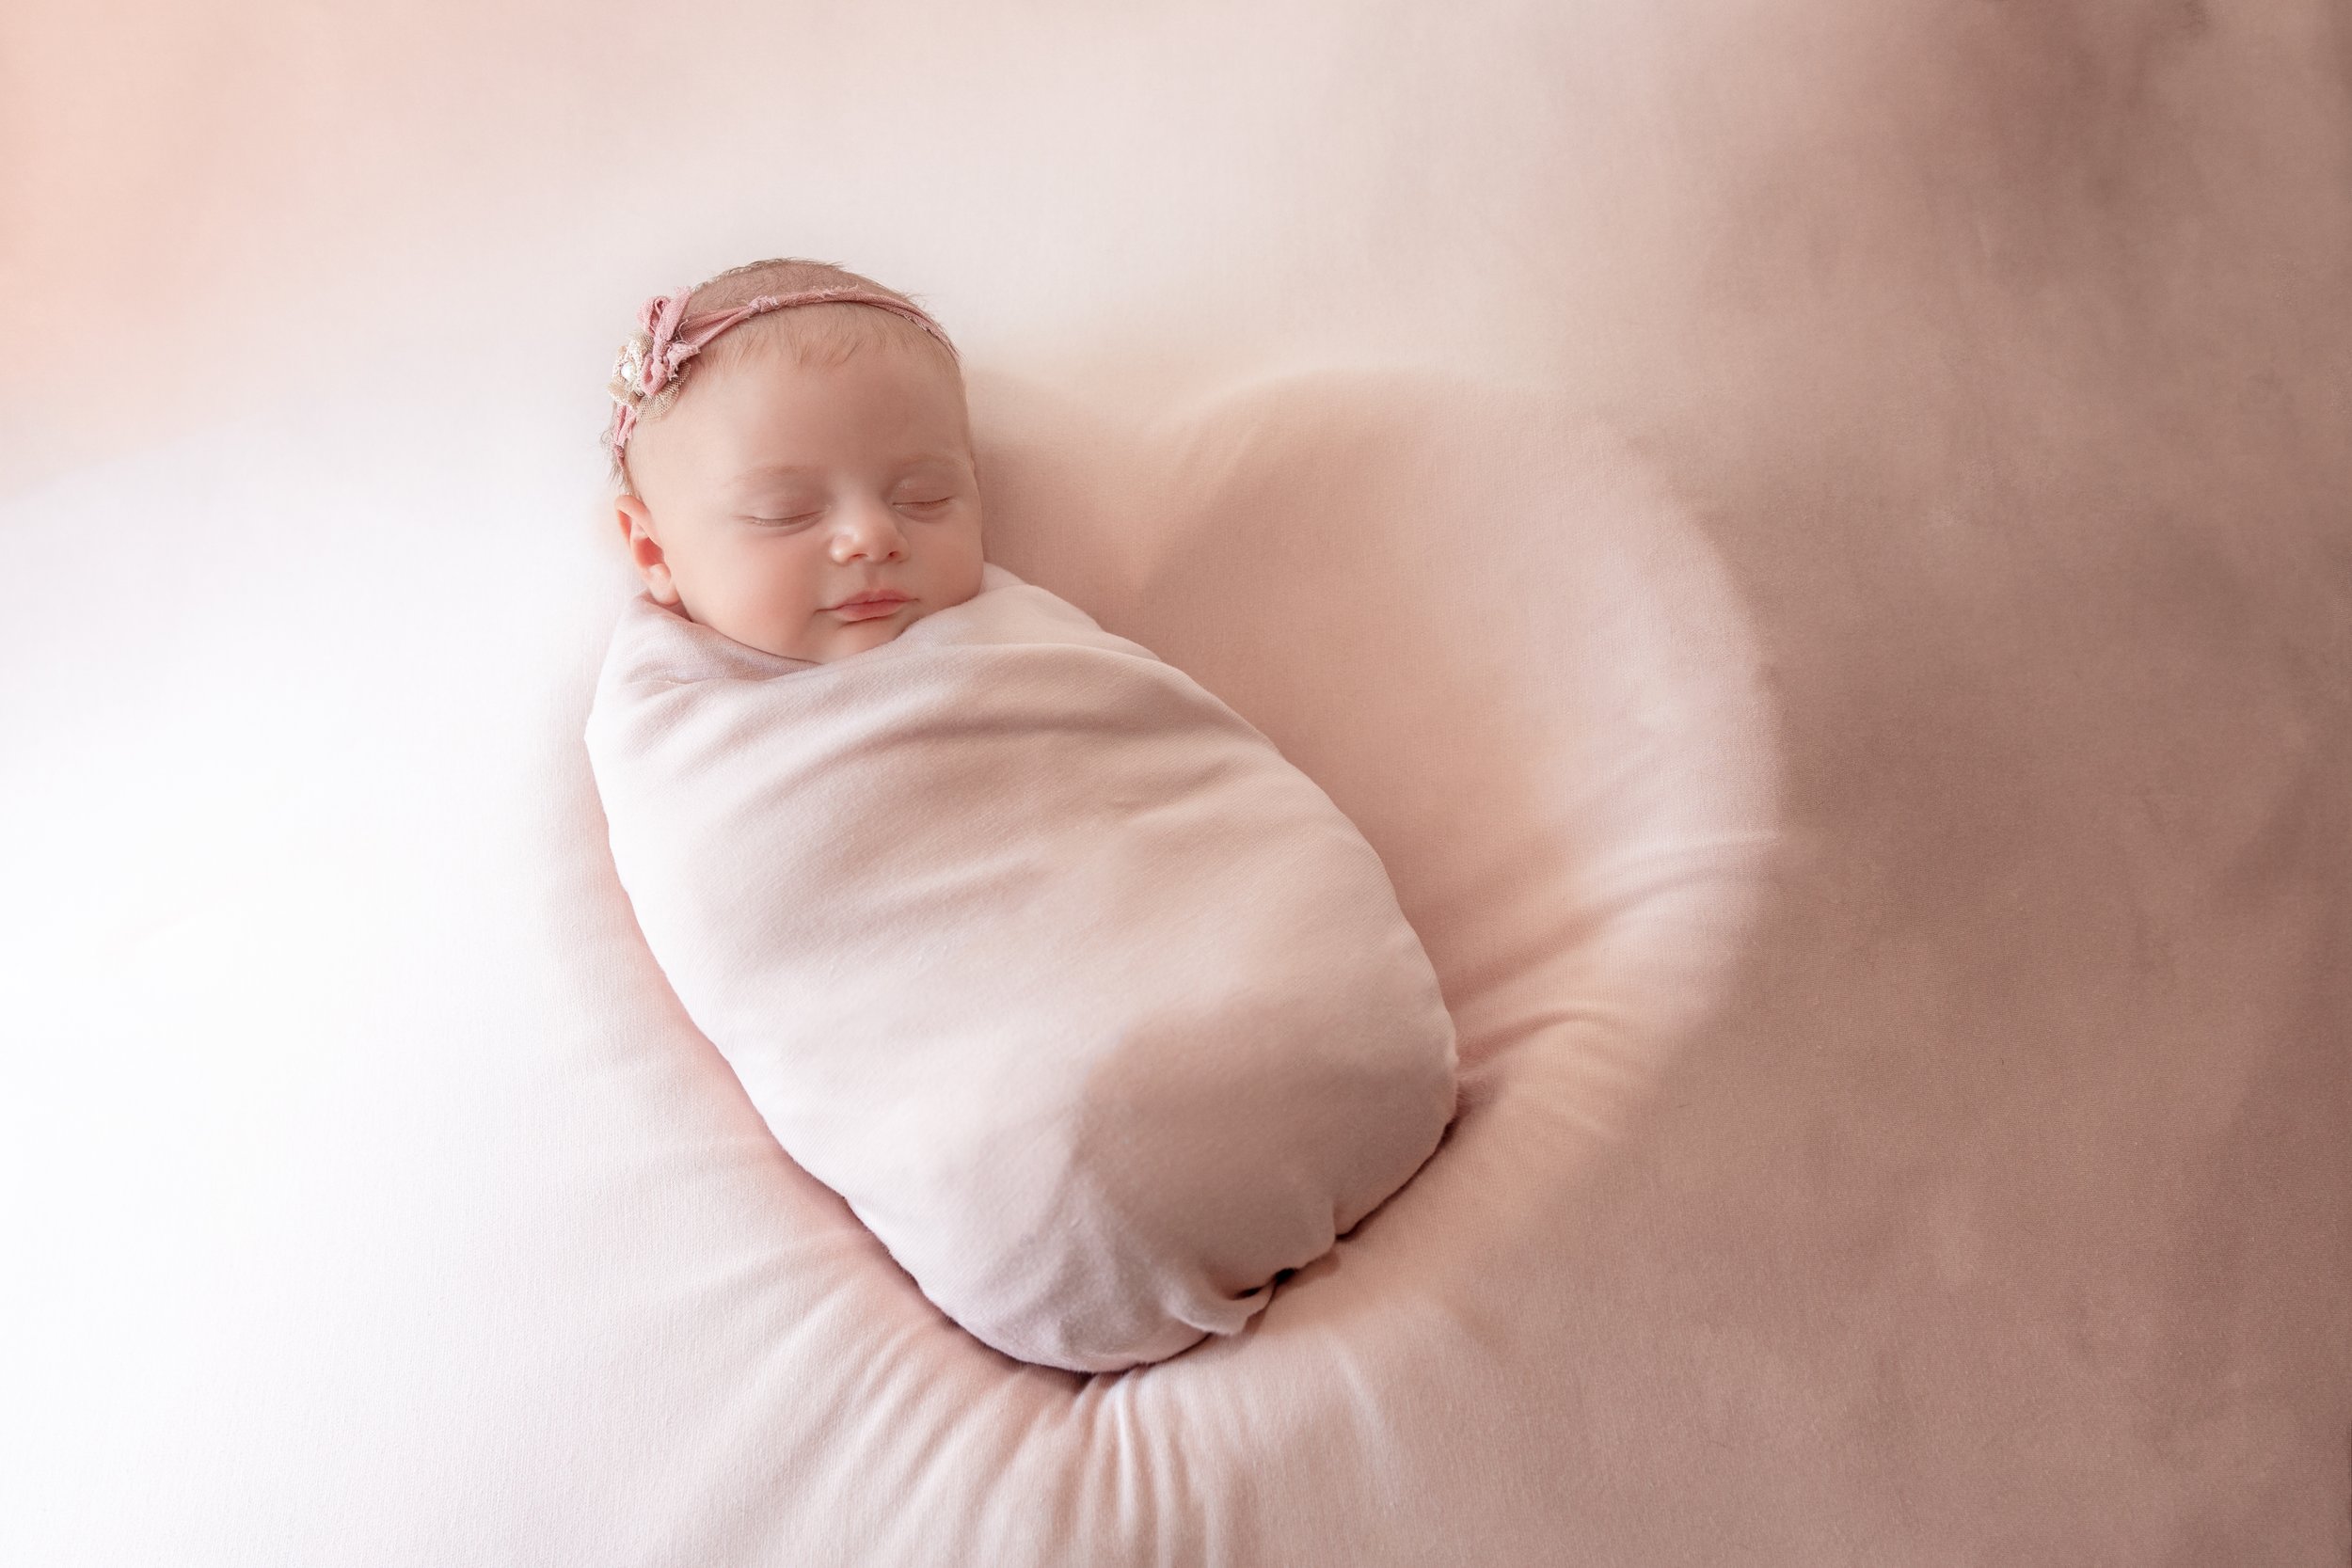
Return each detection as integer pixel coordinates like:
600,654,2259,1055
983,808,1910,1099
809,571,987,661
804,599,926,661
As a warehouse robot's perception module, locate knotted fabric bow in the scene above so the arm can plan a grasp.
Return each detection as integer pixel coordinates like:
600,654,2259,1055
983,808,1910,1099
605,284,961,467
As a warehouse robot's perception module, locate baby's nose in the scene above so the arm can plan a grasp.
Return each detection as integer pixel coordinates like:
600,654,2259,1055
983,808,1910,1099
831,499,908,560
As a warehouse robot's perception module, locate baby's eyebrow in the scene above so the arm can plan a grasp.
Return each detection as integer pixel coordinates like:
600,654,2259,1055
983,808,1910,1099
733,462,823,483
731,454,965,484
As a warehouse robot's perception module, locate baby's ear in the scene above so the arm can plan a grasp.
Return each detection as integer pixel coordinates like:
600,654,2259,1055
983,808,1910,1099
615,494,680,605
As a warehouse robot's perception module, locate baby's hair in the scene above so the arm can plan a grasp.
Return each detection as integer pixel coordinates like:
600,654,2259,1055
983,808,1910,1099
605,257,962,495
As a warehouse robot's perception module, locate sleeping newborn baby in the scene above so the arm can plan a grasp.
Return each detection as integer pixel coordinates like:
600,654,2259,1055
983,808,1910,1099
584,257,1459,1372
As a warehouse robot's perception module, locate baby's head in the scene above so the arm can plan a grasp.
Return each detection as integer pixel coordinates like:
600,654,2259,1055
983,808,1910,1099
604,258,984,663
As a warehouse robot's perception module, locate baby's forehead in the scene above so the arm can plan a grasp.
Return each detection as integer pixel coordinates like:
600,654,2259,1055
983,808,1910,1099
677,392,975,499
694,331,968,429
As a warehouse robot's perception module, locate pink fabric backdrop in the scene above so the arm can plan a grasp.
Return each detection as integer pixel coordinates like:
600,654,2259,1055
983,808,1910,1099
4,2,2345,1563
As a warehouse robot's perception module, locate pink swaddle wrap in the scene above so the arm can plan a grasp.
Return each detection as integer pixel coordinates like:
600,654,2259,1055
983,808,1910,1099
582,562,1460,1370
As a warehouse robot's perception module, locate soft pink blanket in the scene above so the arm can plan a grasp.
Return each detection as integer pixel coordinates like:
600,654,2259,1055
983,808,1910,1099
582,562,1460,1370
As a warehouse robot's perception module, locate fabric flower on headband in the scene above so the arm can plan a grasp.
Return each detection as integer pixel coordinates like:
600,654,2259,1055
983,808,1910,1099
603,283,961,471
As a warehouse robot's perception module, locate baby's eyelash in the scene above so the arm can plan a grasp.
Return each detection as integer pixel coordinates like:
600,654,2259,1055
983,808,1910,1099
744,498,952,526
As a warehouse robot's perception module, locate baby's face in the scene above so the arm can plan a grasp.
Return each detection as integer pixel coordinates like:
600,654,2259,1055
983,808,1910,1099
616,333,985,663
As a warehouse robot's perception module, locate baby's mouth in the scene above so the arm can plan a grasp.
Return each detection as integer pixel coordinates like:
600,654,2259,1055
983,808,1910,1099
831,594,913,620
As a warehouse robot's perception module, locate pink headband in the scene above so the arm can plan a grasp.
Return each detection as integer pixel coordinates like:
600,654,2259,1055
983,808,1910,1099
604,284,961,467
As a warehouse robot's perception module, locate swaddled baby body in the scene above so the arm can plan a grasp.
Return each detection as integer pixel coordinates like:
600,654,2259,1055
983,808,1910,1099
588,259,1459,1371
